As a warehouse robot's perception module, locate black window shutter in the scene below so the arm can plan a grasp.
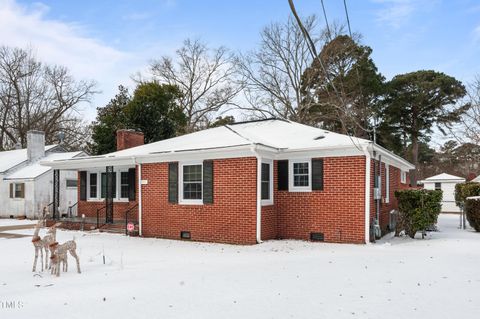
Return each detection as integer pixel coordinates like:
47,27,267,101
203,160,214,204
128,168,136,201
168,162,178,203
9,183,13,198
79,171,87,200
312,158,324,191
278,160,289,191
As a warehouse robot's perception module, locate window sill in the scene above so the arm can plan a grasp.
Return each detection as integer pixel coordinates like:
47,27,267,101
288,187,312,192
86,198,130,203
178,200,204,205
261,200,273,206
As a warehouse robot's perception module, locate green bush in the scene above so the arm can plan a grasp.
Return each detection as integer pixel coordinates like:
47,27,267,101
465,198,480,231
455,182,480,210
394,189,443,238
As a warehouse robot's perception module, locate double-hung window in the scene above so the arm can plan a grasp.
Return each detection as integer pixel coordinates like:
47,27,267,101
290,160,311,191
261,161,273,205
9,183,25,199
120,172,129,199
180,163,203,204
400,171,407,184
89,173,97,198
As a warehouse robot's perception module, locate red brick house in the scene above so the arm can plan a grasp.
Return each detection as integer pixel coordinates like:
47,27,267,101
42,119,413,244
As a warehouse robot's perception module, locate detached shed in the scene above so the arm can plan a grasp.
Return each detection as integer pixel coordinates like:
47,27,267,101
420,173,465,213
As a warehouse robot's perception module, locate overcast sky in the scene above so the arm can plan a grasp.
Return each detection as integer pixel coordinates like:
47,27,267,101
1,0,480,131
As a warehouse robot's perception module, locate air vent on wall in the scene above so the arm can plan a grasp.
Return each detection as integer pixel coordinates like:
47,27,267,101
180,231,191,240
310,232,324,241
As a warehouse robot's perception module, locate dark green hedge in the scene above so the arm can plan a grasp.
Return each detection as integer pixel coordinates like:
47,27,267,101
465,198,480,231
455,182,480,209
394,189,442,238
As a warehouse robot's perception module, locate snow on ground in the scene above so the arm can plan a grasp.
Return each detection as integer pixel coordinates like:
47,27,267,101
1,214,479,319
0,218,37,227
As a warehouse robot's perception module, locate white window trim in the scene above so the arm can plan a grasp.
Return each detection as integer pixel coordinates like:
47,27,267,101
385,164,390,204
11,183,25,199
400,171,407,184
289,159,312,192
86,168,130,202
261,159,274,206
179,161,203,205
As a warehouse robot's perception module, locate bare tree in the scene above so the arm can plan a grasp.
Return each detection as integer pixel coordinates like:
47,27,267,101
459,77,480,145
150,39,241,132
235,15,340,123
0,46,96,151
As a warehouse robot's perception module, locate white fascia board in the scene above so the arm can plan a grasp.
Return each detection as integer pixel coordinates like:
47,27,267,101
40,156,137,170
275,145,366,160
367,143,415,171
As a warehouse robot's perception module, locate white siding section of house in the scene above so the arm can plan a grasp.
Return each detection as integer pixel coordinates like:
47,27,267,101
423,181,461,213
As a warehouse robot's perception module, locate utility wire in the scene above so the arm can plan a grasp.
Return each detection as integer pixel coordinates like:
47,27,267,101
321,0,332,41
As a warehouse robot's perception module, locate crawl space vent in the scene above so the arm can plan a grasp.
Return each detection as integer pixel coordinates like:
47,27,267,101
310,232,324,241
180,231,191,240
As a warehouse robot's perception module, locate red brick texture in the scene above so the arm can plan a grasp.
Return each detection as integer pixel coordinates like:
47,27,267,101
369,160,409,238
116,130,144,151
141,158,258,244
272,156,367,244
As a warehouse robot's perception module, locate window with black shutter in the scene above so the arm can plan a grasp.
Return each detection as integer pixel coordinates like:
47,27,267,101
79,171,87,200
168,162,178,203
203,161,213,204
128,168,136,201
278,160,289,191
312,158,324,191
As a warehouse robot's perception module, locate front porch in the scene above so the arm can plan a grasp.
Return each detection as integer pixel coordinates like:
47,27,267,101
47,164,139,235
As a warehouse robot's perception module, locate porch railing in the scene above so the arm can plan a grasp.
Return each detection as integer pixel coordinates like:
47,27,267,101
96,205,107,229
67,202,78,218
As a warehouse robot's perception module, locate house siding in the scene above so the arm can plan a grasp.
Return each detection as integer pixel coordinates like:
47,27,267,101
141,158,258,245
273,156,367,244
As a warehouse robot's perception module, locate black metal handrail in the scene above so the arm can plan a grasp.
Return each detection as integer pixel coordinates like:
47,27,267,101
124,203,139,235
67,202,78,218
96,205,107,229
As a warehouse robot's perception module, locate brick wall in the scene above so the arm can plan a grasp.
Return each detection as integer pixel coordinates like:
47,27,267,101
369,160,409,238
273,156,367,244
141,157,258,244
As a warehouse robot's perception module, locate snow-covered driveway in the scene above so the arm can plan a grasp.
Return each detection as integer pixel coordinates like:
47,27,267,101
1,214,479,319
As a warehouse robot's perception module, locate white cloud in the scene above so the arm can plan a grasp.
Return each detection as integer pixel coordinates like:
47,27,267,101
0,0,146,120
372,0,438,28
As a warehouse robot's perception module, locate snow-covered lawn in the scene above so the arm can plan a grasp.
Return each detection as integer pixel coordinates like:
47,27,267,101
1,214,479,319
0,218,37,227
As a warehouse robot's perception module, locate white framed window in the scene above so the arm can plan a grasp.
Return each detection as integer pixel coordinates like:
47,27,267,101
179,162,203,205
385,164,390,203
9,183,25,199
400,171,407,184
261,160,273,205
66,179,78,188
289,159,311,192
86,168,130,202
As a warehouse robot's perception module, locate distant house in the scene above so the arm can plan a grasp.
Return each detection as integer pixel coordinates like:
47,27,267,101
420,173,465,213
471,175,480,183
42,119,414,244
0,131,85,219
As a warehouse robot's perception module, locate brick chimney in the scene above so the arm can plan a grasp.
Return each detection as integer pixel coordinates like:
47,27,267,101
27,130,45,162
116,130,144,151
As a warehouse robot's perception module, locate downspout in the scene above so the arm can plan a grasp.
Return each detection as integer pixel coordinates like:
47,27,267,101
136,160,143,236
251,145,263,244
363,144,371,244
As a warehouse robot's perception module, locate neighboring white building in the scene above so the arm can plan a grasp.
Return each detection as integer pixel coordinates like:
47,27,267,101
420,173,465,213
471,175,480,183
0,131,85,219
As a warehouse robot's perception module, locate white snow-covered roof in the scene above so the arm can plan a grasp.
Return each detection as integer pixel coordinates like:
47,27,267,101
0,145,58,173
42,119,414,171
471,175,480,183
4,151,84,180
420,173,466,183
